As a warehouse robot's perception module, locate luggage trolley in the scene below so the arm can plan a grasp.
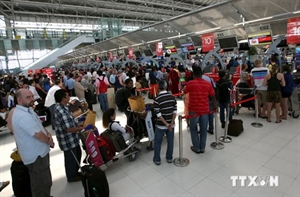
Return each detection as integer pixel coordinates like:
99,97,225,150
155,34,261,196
290,87,300,118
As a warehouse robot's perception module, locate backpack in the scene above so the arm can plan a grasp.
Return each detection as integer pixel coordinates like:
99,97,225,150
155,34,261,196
115,88,125,112
97,77,107,94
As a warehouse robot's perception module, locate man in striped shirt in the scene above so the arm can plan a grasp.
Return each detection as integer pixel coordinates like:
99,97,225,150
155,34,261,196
153,80,177,165
251,59,269,118
185,66,217,154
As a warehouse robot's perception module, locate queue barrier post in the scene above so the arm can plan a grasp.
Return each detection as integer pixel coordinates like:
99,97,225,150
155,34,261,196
219,104,232,143
210,111,225,150
173,115,190,167
251,95,263,128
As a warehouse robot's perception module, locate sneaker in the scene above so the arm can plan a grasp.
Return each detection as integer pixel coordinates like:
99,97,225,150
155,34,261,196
0,181,10,192
221,123,225,129
166,159,173,163
207,130,214,135
153,160,161,165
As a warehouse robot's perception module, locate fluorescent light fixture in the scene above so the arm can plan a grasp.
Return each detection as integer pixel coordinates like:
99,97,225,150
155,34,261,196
234,16,273,26
194,27,221,35
293,11,300,14
132,43,141,47
148,39,162,43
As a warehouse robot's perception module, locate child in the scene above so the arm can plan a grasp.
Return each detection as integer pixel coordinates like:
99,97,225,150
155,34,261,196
216,71,233,128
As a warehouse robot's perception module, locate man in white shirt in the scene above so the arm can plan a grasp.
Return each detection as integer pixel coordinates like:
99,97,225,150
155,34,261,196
45,79,63,129
250,59,269,118
28,80,41,101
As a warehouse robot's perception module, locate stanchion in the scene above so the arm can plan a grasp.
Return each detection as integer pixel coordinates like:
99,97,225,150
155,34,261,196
251,96,263,128
173,115,190,167
210,111,225,150
219,104,232,143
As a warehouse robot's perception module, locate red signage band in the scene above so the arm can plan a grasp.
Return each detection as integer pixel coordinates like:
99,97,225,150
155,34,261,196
156,42,163,56
287,16,300,45
202,33,215,52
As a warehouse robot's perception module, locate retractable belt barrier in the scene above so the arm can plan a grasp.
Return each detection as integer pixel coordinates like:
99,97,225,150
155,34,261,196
230,95,256,107
172,92,184,97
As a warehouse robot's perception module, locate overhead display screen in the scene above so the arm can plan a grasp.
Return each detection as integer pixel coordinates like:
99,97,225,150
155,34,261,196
218,36,239,49
165,45,177,54
248,31,273,46
181,43,195,53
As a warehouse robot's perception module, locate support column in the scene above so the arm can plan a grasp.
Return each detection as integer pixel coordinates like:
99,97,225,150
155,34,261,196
4,15,13,39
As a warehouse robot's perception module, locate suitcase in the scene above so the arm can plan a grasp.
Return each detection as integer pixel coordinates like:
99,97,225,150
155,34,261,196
97,137,115,163
227,119,244,136
100,130,127,152
11,161,32,197
81,165,110,197
91,94,97,104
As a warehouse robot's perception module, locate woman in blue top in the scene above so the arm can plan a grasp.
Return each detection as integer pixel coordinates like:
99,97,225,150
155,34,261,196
280,65,294,120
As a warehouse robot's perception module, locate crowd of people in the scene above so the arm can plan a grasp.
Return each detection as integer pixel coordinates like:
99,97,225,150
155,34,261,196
0,55,296,196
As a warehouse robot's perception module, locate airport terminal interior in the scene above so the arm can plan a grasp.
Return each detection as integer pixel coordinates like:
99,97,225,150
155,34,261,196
0,0,300,196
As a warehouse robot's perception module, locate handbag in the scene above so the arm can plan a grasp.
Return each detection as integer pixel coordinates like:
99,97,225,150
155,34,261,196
83,110,97,127
227,119,244,136
128,96,145,112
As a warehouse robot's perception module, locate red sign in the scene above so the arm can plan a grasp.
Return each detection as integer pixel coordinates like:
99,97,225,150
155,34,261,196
165,46,177,54
28,70,33,75
156,42,163,56
128,47,134,59
202,33,215,52
287,16,300,44
36,69,42,74
43,68,53,78
108,52,113,62
86,132,104,167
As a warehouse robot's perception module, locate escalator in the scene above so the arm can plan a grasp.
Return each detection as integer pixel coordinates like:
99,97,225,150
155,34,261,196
22,35,95,72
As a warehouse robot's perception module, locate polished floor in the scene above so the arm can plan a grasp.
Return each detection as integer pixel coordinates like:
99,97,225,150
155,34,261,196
0,96,299,197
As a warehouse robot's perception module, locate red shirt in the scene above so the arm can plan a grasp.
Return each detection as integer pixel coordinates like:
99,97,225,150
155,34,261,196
185,78,215,115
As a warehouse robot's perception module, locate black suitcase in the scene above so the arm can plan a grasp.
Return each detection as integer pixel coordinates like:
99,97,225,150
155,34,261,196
11,161,32,197
81,165,109,197
227,119,244,136
101,130,127,152
91,94,97,104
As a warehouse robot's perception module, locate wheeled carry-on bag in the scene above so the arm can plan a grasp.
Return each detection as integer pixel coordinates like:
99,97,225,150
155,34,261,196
101,130,127,152
71,131,110,197
11,161,32,197
227,119,244,136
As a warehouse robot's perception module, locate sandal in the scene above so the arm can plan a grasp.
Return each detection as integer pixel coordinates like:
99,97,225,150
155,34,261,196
275,120,282,123
190,146,201,154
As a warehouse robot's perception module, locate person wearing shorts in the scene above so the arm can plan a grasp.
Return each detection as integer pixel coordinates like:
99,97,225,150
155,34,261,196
251,59,269,118
280,65,294,119
263,64,286,123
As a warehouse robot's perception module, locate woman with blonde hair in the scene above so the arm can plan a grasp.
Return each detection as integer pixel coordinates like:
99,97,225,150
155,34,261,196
263,64,286,123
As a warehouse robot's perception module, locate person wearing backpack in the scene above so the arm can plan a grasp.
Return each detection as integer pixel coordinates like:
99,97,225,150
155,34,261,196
216,71,233,128
115,78,133,119
95,70,109,112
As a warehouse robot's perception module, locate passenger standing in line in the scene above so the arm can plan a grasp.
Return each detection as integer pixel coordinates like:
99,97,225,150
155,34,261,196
95,70,109,112
153,80,177,165
12,89,54,197
44,79,63,130
280,65,294,120
251,59,269,118
216,71,233,128
202,74,216,134
53,89,83,182
74,75,86,101
184,66,217,154
263,64,286,123
66,73,75,96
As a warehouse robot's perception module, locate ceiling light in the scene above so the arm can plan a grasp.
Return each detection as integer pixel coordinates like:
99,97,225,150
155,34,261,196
234,16,273,26
293,11,300,14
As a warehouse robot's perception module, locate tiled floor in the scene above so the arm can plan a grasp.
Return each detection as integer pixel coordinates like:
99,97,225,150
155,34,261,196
0,96,299,197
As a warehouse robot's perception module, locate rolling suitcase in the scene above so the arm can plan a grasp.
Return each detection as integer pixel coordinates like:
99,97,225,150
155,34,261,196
11,161,32,197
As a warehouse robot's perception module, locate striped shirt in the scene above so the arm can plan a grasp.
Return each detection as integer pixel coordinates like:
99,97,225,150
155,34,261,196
185,78,215,115
153,91,177,128
12,105,50,165
250,67,269,90
54,103,79,151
